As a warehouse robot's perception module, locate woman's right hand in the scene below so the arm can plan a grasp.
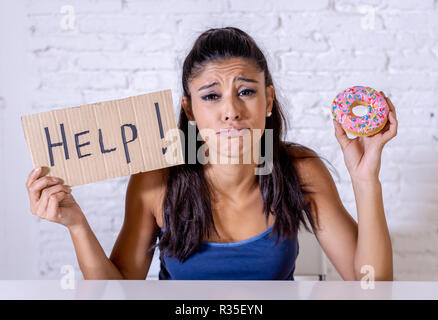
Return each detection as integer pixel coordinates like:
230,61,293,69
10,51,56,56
26,167,86,229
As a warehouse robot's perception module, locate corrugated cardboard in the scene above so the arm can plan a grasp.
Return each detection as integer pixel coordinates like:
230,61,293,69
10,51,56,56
21,89,184,186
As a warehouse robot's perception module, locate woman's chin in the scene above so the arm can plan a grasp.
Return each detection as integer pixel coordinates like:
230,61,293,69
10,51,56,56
202,135,255,164
219,144,254,164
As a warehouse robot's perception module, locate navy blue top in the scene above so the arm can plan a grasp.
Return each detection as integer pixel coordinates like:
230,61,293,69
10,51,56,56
157,225,299,280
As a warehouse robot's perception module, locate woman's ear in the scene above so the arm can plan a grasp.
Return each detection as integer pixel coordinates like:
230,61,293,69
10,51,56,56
182,96,194,121
266,85,275,114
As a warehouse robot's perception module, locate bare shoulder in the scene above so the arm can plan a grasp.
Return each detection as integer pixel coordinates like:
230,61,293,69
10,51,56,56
285,142,332,190
129,167,169,228
286,142,319,162
131,166,169,194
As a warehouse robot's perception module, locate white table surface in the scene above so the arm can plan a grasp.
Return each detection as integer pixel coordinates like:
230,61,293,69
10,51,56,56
0,281,437,300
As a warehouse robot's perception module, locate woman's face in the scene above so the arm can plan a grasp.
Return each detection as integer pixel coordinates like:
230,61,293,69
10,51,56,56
182,57,274,163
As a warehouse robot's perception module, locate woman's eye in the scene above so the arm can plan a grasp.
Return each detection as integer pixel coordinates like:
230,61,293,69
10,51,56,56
239,89,256,96
201,89,255,101
202,93,219,101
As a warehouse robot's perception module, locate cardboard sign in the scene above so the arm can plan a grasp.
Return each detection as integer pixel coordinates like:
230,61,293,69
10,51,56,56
21,89,184,186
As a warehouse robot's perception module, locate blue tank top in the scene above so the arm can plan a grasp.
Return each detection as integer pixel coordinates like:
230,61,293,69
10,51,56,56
157,224,299,280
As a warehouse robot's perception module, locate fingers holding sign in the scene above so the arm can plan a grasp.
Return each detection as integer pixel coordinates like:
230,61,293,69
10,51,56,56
25,167,84,227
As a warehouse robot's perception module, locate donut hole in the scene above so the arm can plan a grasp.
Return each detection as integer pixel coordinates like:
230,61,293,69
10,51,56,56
350,100,370,117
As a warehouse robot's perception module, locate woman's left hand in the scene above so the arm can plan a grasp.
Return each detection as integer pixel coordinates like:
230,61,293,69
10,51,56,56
333,91,398,182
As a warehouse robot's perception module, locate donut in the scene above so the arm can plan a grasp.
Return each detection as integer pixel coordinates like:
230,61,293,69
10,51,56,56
331,86,389,136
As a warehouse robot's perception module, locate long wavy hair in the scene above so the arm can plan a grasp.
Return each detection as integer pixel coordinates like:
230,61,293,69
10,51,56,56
152,27,322,263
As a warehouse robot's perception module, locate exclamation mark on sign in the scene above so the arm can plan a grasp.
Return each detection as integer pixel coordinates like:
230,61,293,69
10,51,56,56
154,102,167,155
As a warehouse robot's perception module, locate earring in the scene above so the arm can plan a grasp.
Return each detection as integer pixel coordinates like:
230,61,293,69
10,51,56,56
267,111,272,117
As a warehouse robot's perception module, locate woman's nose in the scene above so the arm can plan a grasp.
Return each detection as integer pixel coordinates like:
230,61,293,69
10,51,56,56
223,96,241,121
224,113,239,121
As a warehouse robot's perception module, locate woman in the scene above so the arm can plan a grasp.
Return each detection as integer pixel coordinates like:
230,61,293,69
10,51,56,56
25,27,397,280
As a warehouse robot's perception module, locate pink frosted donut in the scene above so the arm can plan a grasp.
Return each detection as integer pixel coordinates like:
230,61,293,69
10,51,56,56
331,86,389,136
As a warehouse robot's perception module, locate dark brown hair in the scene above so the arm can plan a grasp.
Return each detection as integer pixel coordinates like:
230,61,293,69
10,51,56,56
152,27,322,262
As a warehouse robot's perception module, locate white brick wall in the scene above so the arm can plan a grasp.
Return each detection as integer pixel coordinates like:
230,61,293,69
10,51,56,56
11,0,438,280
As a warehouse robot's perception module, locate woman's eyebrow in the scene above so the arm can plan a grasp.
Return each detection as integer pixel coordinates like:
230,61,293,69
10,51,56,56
198,77,259,91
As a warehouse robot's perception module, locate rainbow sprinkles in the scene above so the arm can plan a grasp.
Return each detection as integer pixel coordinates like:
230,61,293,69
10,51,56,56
331,86,389,136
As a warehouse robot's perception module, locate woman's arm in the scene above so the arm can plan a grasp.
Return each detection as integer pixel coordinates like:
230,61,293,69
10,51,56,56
25,167,125,279
351,178,393,280
294,92,397,281
295,150,393,281
333,92,397,280
108,169,163,280
69,221,125,280
333,92,398,280
69,169,162,280
294,155,359,280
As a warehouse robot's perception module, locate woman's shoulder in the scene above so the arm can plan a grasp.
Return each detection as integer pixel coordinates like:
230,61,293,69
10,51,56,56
284,142,316,177
130,167,169,193
283,141,319,164
283,141,331,188
130,167,169,228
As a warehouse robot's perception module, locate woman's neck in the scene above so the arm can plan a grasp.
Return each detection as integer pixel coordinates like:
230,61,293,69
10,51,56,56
203,162,259,203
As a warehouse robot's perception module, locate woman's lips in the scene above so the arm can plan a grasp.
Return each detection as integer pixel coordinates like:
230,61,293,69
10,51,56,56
217,128,250,137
